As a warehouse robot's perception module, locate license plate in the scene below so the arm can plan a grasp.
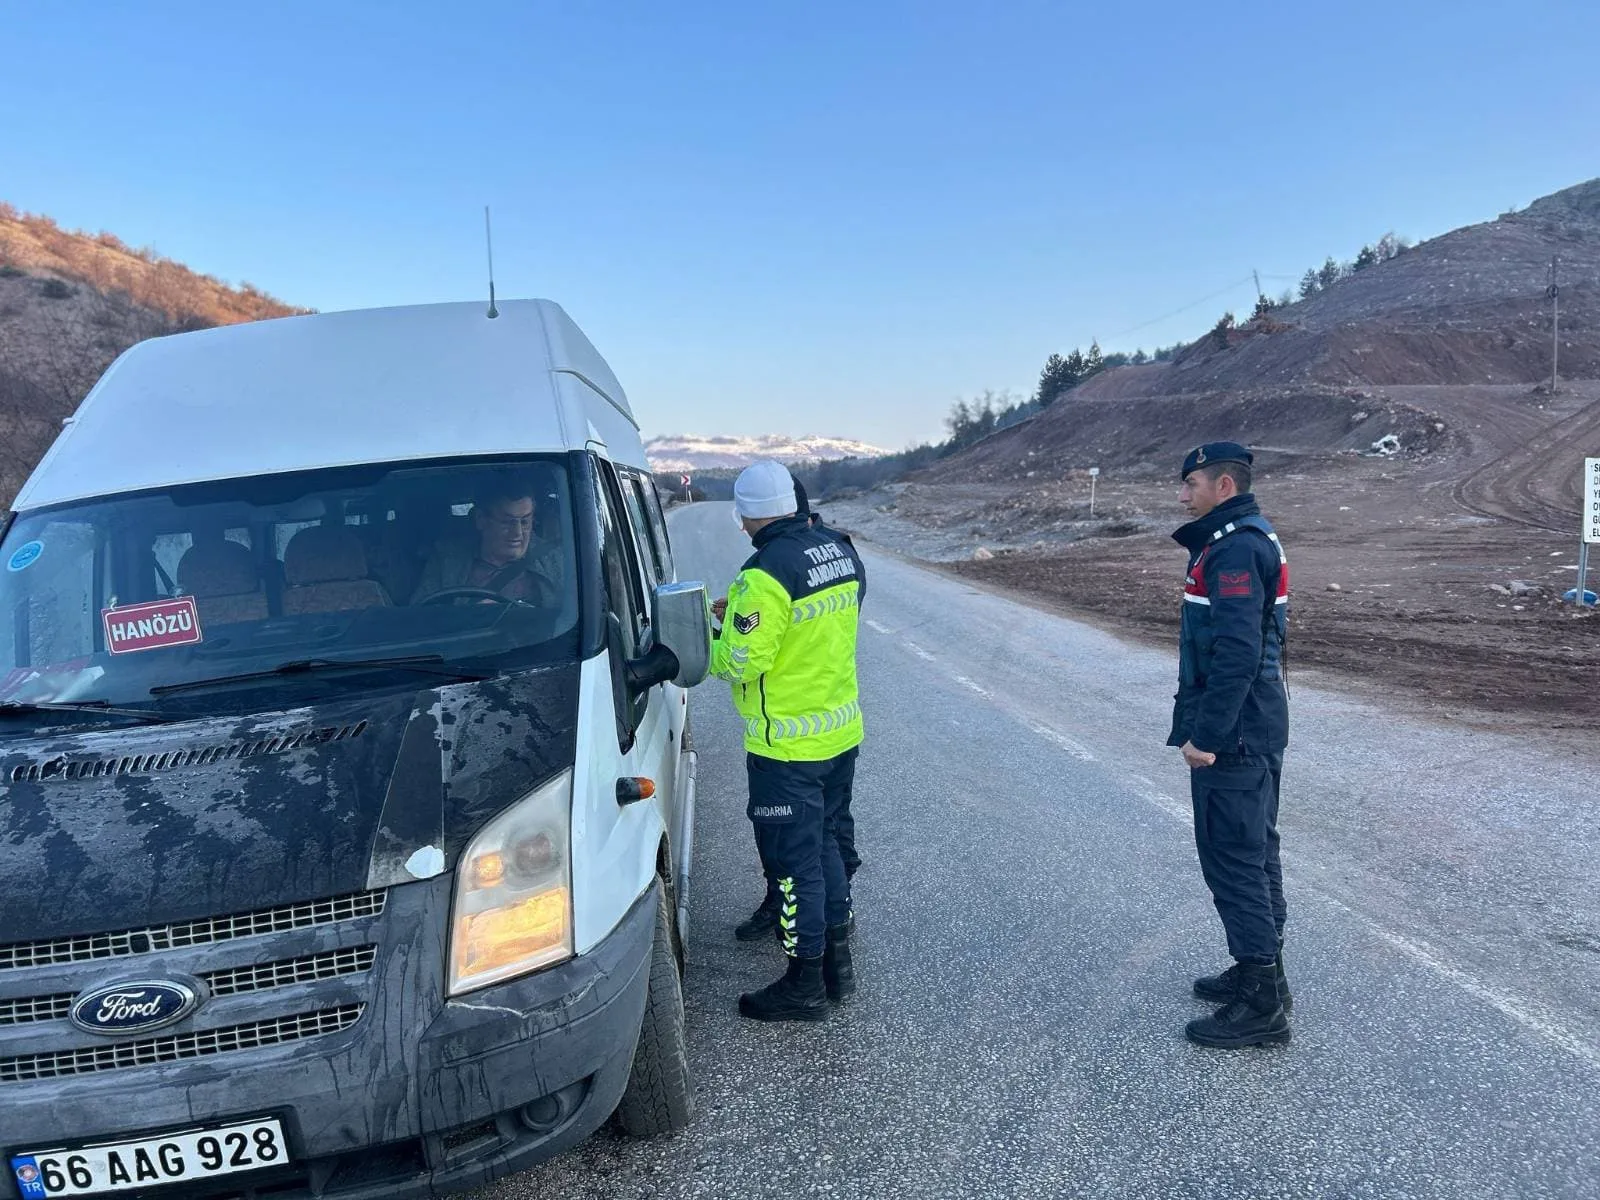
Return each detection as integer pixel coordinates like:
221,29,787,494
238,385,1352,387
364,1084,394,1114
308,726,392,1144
10,1119,287,1198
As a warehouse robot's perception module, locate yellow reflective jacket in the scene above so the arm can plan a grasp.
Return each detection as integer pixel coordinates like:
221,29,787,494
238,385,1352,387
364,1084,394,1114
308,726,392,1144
710,515,864,761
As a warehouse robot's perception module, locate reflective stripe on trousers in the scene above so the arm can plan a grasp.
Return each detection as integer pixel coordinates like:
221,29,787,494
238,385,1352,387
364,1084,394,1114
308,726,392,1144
777,876,798,954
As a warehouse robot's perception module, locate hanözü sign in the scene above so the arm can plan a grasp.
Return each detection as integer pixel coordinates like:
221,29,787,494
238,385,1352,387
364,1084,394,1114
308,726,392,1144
101,597,203,654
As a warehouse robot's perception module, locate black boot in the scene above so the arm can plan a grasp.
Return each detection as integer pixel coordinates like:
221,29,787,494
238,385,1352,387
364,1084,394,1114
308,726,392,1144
822,924,856,1002
739,955,828,1023
735,894,780,942
1186,962,1291,1048
1193,945,1293,1012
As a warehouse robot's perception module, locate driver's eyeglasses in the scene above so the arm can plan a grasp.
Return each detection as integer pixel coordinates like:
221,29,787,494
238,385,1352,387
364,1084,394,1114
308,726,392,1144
488,515,535,533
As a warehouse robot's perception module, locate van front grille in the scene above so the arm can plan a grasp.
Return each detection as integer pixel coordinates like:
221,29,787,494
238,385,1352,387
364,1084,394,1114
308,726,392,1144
0,993,74,1026
204,947,377,996
0,891,387,972
0,947,377,1028
0,1005,365,1083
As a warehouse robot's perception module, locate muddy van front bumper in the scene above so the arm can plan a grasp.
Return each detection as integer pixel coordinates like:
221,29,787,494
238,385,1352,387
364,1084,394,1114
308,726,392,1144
0,881,657,1199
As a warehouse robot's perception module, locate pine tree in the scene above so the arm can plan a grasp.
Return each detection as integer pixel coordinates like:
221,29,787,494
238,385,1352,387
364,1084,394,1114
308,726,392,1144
1063,348,1087,390
1036,352,1066,407
1353,245,1379,271
1084,340,1104,378
1299,268,1320,300
1212,312,1235,349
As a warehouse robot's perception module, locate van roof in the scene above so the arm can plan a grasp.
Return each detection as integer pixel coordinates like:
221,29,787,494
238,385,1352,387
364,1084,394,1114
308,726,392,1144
13,299,640,511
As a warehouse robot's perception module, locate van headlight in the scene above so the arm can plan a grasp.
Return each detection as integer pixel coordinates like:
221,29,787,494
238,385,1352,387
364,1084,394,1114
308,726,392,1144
448,768,574,995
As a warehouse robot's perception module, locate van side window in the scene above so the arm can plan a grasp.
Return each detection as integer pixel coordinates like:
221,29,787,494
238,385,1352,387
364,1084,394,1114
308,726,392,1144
619,472,663,585
593,468,647,658
638,476,675,582
622,474,672,584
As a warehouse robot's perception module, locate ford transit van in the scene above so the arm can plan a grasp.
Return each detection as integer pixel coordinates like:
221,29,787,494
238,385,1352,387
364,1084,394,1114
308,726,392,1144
0,300,709,1198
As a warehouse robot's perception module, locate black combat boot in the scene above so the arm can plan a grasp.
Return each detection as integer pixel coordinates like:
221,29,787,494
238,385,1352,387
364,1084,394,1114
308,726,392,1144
738,955,828,1023
822,923,856,1002
1193,944,1293,1012
735,893,781,942
1186,961,1291,1048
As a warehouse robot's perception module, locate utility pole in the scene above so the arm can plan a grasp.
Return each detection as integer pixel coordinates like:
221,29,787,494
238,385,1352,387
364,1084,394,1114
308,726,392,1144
1548,256,1560,394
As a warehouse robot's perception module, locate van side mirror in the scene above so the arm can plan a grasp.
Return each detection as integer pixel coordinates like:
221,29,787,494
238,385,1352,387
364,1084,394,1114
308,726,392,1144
624,643,679,694
646,581,712,687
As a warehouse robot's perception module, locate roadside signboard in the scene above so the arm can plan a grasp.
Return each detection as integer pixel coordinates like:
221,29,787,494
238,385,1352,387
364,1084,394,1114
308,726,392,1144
1585,457,1599,544
1570,458,1599,605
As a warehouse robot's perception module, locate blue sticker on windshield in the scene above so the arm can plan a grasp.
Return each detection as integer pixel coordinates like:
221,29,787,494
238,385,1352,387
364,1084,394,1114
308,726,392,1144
7,541,42,573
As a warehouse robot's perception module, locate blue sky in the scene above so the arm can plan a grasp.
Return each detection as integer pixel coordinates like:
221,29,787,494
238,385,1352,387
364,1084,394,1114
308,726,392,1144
3,0,1598,447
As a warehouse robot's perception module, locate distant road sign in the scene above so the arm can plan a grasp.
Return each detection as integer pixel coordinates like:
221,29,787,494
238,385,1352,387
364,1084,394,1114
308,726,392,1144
680,474,692,489
1088,467,1100,477
1585,458,1600,544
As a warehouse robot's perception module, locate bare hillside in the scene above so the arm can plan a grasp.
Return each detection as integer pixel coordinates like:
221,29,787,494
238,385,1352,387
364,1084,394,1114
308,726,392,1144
0,204,306,504
1076,177,1600,400
834,178,1600,725
0,205,304,327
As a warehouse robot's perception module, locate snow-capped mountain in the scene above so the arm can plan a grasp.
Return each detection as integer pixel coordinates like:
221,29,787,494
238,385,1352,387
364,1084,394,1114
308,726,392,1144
644,434,886,473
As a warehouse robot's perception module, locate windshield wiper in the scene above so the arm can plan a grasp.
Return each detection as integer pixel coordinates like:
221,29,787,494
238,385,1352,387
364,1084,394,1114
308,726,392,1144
0,699,174,725
150,655,492,697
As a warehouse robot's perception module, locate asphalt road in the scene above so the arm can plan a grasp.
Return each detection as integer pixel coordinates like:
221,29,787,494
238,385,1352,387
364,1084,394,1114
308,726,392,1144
471,501,1600,1200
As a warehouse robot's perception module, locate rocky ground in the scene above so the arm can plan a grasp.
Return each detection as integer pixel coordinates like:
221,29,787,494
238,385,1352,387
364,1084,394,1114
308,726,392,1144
818,444,1599,735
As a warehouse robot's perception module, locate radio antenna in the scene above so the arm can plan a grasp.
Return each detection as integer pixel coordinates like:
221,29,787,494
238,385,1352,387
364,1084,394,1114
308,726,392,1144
484,206,499,319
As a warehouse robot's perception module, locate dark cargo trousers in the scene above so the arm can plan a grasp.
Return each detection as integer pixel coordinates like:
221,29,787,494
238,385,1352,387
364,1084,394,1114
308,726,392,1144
1190,753,1286,966
747,748,856,959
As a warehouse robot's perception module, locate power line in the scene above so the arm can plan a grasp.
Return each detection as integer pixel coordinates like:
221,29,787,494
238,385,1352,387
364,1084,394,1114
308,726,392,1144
1102,275,1258,342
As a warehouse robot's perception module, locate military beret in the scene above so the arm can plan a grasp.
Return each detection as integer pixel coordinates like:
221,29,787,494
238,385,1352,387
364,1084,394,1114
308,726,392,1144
1180,441,1253,480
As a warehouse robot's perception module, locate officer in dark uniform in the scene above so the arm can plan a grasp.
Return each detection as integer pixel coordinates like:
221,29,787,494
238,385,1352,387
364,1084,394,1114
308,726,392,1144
1169,442,1293,1048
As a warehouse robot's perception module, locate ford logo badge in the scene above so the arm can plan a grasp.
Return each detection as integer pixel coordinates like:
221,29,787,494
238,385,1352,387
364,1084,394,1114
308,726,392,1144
70,980,200,1036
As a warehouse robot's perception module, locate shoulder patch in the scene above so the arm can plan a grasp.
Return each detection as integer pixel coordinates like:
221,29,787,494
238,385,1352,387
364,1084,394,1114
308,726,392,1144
732,611,761,635
1218,571,1252,598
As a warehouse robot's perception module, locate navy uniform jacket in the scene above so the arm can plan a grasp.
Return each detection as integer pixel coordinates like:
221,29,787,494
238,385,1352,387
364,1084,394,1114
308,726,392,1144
810,516,865,603
1167,495,1289,759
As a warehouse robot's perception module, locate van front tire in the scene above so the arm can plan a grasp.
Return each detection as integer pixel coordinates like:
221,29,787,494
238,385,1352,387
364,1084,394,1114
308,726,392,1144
615,882,694,1137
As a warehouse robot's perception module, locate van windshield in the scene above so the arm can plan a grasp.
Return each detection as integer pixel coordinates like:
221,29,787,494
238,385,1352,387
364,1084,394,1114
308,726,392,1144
0,455,582,714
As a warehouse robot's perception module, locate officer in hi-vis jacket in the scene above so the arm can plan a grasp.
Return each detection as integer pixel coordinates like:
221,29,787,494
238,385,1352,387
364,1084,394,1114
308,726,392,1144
711,461,863,1022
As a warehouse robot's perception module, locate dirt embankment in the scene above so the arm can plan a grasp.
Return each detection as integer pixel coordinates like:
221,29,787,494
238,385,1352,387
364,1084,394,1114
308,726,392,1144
826,181,1600,729
821,384,1600,730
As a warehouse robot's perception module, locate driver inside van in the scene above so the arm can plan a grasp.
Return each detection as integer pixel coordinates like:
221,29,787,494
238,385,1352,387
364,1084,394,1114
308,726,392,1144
411,484,561,605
